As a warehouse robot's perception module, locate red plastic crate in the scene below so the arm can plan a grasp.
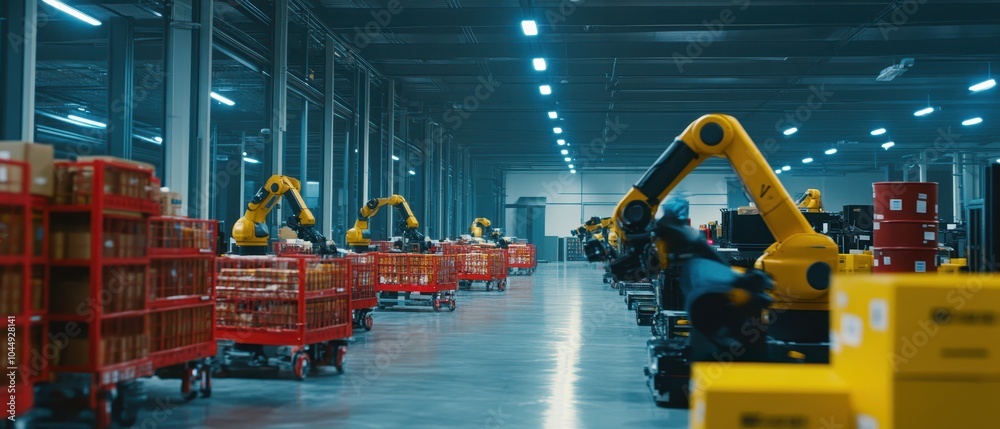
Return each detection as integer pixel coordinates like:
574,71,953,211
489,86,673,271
457,248,508,281
215,256,351,346
53,159,159,214
441,243,472,255
0,159,35,417
507,244,537,269
149,217,217,256
375,253,458,293
347,253,377,309
149,303,215,369
148,256,214,308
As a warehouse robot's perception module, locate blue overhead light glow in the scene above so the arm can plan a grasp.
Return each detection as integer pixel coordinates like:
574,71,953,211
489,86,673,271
564,157,571,162
962,117,983,126
802,157,814,163
774,169,782,174
43,0,102,26
557,139,566,146
533,58,547,71
570,169,576,174
882,141,895,150
914,106,935,117
553,127,563,134
539,85,552,95
392,155,400,161
66,114,106,128
870,128,886,136
210,92,236,106
560,149,568,155
970,78,996,92
781,165,791,171
521,20,538,36
783,127,798,136
408,170,416,176
825,148,837,155
242,157,261,164
568,164,575,169
548,111,558,119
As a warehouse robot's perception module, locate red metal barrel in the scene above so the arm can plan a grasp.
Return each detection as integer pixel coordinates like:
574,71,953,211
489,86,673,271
872,182,938,221
872,248,937,273
872,181,939,273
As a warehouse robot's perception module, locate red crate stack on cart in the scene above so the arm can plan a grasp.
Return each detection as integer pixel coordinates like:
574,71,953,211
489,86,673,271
376,253,458,311
0,159,35,421
506,244,537,275
347,253,377,331
215,256,351,379
46,159,159,428
148,217,217,400
457,248,508,291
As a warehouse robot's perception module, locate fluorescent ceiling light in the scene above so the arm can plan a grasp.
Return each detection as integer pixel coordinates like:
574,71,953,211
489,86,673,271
553,127,563,134
824,148,837,155
560,149,568,155
242,157,261,164
135,135,161,145
914,107,935,117
564,157,571,162
154,136,163,143
521,20,538,36
539,85,552,95
783,127,798,136
962,117,983,126
43,0,102,26
392,155,400,161
408,170,416,175
802,157,813,163
568,164,575,169
881,141,895,150
570,170,576,174
548,111,558,119
533,58,547,71
774,169,782,174
970,78,996,92
557,139,566,146
870,128,886,136
210,92,236,106
66,114,106,128
781,165,791,171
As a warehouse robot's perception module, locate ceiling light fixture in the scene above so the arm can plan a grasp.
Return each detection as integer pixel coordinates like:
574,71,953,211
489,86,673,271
570,169,576,174
43,0,102,26
66,114,106,128
876,58,914,82
881,141,895,150
914,106,935,117
970,78,996,93
783,127,798,136
564,157,571,162
153,136,163,143
560,149,568,155
533,58,547,71
210,92,236,106
802,157,814,163
825,148,837,155
553,127,562,134
568,164,575,169
962,117,983,126
392,155,400,161
870,128,886,136
521,20,538,36
408,170,416,176
782,165,791,171
134,135,161,145
539,85,552,95
242,157,261,164
557,139,566,146
774,169,782,174
548,111,558,119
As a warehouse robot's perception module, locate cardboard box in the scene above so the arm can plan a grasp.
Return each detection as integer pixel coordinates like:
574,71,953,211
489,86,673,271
77,156,155,173
736,205,759,215
49,280,90,315
57,337,90,367
160,191,182,216
831,274,1000,428
65,225,92,260
690,363,852,429
0,141,55,197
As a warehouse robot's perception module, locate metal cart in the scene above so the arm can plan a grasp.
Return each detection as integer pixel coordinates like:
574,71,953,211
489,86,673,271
457,248,508,291
506,244,537,275
347,253,377,331
375,253,458,311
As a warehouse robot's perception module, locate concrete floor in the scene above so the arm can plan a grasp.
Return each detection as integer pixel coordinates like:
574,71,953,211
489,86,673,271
141,261,688,428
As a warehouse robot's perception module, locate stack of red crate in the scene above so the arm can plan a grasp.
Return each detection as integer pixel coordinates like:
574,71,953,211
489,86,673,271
507,244,537,270
458,249,507,278
375,253,458,293
47,159,159,407
215,256,351,346
347,253,377,329
0,159,36,419
147,217,217,370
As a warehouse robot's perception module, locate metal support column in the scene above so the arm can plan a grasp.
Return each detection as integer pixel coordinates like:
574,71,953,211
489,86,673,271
270,0,288,223
361,69,371,200
918,152,928,182
953,152,963,223
0,0,36,140
108,17,135,159
321,37,336,236
300,98,308,182
385,80,396,232
192,0,212,219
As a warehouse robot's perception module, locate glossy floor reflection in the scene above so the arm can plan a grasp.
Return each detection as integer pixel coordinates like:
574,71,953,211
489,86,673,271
143,261,689,428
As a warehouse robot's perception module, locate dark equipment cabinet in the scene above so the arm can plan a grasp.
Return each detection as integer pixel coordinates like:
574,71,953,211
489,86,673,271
968,163,1000,272
718,209,842,250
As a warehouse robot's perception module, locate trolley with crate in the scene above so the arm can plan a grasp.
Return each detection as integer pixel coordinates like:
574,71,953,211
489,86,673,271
347,253,377,330
457,248,508,291
376,253,459,311
39,159,160,428
214,255,351,380
506,244,537,275
147,217,217,401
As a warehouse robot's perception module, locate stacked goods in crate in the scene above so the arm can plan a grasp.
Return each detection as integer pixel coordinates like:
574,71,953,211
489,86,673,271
45,158,159,428
214,256,351,379
375,254,459,312
441,243,472,255
347,253,377,331
457,249,508,291
0,158,36,419
507,244,537,275
148,217,217,401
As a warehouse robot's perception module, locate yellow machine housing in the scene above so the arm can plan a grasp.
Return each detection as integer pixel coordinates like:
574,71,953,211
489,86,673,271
795,188,823,212
346,194,423,252
232,174,331,254
470,217,509,247
690,363,852,429
831,274,1000,428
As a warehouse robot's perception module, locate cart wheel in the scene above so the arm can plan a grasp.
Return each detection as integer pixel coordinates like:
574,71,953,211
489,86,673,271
498,279,507,291
432,299,442,312
200,365,213,398
97,390,114,429
293,352,312,381
362,312,374,331
334,344,348,374
181,365,198,401
111,386,139,428
448,300,457,312
485,282,492,291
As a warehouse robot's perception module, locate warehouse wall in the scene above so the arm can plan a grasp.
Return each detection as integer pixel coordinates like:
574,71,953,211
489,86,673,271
505,169,891,237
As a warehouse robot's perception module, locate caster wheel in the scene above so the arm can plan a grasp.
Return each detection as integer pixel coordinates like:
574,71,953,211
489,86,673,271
181,366,198,401
334,345,348,374
200,366,212,398
97,390,114,429
497,280,507,292
433,300,442,312
293,352,311,381
486,282,492,291
448,300,456,312
363,312,374,331
111,385,139,428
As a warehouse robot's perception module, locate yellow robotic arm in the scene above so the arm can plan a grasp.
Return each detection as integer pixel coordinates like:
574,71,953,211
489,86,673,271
603,114,838,309
795,188,823,212
346,195,425,252
232,175,333,255
471,217,492,238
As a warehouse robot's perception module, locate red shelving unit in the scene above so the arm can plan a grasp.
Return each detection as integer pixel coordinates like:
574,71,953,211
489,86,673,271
507,244,537,275
0,159,34,422
457,248,508,291
147,217,217,401
375,253,458,311
347,253,377,331
45,159,158,428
